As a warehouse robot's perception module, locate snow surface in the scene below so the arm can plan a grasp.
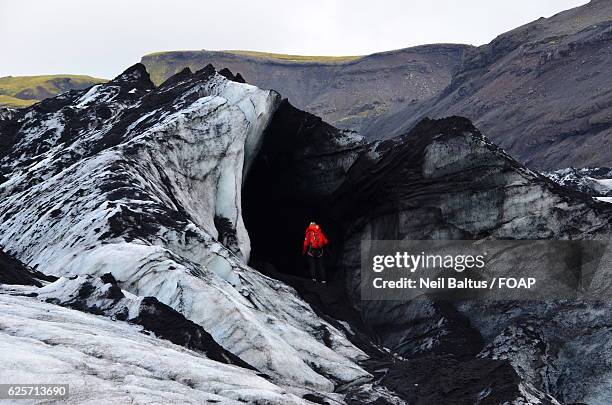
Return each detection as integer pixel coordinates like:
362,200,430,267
0,293,316,404
595,178,612,189
544,167,612,197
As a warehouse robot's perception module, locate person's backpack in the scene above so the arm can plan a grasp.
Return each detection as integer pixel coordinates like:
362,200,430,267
306,226,327,249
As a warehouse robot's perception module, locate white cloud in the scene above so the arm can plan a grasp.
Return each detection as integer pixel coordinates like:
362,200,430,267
0,0,590,78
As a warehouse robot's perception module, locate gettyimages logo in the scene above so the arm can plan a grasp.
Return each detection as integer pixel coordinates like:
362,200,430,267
372,251,486,273
361,240,610,301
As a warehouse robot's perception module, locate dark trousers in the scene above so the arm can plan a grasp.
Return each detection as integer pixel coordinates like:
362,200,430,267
307,251,326,282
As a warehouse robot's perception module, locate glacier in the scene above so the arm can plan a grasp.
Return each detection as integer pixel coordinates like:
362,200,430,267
2,62,612,404
0,64,371,402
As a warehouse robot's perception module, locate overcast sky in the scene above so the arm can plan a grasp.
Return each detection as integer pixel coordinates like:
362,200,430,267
0,0,589,78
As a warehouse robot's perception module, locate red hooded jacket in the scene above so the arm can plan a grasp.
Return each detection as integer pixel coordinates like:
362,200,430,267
302,223,329,254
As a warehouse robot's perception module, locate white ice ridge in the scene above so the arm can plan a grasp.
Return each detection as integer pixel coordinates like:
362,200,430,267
0,293,313,404
0,67,370,393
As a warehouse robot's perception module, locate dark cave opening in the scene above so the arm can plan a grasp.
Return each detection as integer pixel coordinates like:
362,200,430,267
242,100,345,280
242,188,341,279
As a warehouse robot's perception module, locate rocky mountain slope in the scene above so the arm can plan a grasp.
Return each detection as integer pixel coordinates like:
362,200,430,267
0,75,106,108
2,63,612,403
141,45,471,134
332,119,612,404
363,0,612,170
142,0,611,170
244,100,612,403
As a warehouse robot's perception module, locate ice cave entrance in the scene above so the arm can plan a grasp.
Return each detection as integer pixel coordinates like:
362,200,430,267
242,179,341,279
242,103,343,280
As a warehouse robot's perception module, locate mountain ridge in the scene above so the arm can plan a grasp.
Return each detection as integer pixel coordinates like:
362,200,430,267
0,74,107,108
141,0,611,170
141,44,472,134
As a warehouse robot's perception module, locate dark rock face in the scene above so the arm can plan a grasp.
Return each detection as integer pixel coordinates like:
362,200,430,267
134,296,257,371
217,67,246,83
0,248,57,287
331,118,612,403
331,117,612,239
365,0,612,170
141,45,472,134
245,108,612,403
377,356,560,405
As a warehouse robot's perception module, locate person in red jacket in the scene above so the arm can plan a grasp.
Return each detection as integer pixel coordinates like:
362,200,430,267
302,222,329,283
